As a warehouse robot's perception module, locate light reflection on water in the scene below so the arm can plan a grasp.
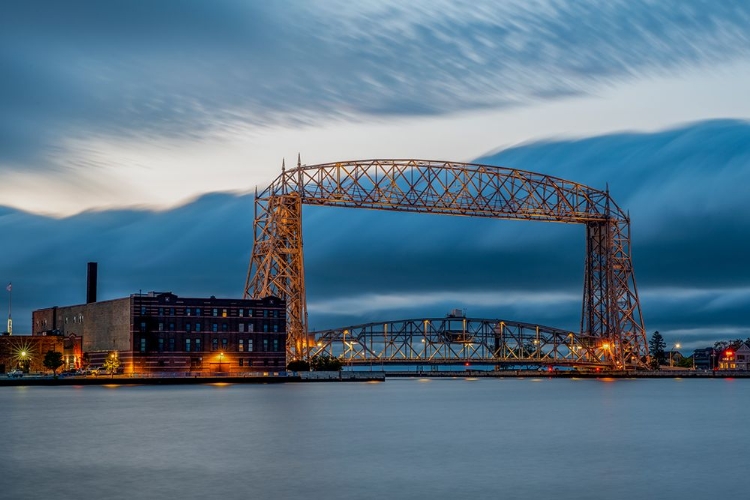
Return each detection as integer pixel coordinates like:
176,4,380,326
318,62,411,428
1,378,748,500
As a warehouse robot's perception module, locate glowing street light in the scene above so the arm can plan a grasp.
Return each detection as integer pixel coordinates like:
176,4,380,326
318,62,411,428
670,343,681,367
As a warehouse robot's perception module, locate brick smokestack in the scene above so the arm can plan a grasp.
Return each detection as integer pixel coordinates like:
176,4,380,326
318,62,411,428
86,262,97,304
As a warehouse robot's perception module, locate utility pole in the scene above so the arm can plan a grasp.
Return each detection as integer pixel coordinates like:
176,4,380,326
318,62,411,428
6,282,12,335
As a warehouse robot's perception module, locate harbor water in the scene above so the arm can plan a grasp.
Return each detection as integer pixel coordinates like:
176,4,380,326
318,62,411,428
1,377,747,500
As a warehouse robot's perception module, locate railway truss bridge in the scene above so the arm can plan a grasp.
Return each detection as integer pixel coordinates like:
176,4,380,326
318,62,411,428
245,158,648,370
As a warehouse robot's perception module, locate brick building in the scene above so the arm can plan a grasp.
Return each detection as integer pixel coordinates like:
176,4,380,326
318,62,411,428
32,292,286,375
0,333,82,374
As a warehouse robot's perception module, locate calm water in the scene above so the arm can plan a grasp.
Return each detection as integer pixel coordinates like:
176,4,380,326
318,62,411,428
1,377,747,500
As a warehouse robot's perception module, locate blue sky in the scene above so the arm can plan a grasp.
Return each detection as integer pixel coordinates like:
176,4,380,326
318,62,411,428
1,1,749,350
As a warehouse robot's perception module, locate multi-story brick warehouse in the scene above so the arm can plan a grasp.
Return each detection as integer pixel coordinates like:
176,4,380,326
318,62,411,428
32,292,286,375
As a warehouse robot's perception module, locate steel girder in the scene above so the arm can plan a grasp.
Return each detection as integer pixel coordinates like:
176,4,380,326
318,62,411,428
245,159,648,369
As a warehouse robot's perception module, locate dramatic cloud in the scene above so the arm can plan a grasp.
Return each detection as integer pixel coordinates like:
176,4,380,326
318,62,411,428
2,0,749,173
2,120,749,350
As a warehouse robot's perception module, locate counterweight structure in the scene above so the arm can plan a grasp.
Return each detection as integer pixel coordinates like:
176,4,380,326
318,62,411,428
245,159,648,369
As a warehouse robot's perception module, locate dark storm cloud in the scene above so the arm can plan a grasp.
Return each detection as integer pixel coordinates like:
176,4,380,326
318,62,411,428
2,120,749,348
1,0,749,169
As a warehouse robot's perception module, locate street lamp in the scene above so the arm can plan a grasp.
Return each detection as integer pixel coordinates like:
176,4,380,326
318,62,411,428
670,343,681,367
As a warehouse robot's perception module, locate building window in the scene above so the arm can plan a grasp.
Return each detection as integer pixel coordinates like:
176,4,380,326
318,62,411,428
212,338,218,351
140,338,146,353
222,323,228,332
263,324,268,332
222,338,228,350
222,308,227,318
195,308,201,316
212,323,218,332
248,323,254,333
247,359,253,366
186,307,191,316
248,339,254,352
141,306,147,315
169,307,174,316
186,323,191,333
186,339,191,352
196,323,201,332
169,338,175,352
158,322,164,331
169,323,175,331
195,338,201,351
273,339,279,352
158,338,164,352
239,324,245,333
239,339,244,352
213,308,218,317
239,358,244,367
140,322,146,332
263,339,268,352
273,324,278,333
238,309,244,317
158,307,163,316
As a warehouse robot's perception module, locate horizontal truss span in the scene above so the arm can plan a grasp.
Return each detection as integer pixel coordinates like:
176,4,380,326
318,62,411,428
310,317,617,367
246,158,648,369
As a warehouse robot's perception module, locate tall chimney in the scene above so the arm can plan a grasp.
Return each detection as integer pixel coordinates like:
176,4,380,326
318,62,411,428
86,262,98,304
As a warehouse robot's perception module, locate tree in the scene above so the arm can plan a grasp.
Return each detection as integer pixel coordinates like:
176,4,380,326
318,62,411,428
102,352,120,378
310,355,342,371
287,360,310,372
649,331,666,369
43,350,64,376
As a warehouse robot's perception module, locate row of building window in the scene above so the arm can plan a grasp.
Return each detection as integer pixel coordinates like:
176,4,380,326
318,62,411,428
141,306,283,319
140,337,281,353
141,322,281,333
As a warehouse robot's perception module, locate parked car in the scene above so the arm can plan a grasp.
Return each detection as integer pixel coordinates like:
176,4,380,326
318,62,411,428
6,369,23,378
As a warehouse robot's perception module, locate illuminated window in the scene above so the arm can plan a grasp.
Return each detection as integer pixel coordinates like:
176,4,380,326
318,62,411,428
186,339,191,352
263,339,268,352
239,339,244,352
273,339,279,351
248,323,254,333
222,309,227,318
140,338,146,353
213,308,218,316
238,309,244,317
248,339,253,352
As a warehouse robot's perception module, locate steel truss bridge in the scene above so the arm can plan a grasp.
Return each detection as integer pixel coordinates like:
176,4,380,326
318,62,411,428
310,316,617,368
245,158,648,369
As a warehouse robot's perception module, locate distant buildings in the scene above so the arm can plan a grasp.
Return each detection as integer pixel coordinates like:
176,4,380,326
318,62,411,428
31,292,286,375
718,343,750,371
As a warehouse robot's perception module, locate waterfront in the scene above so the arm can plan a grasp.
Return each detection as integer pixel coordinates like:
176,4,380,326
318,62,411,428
2,378,748,500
